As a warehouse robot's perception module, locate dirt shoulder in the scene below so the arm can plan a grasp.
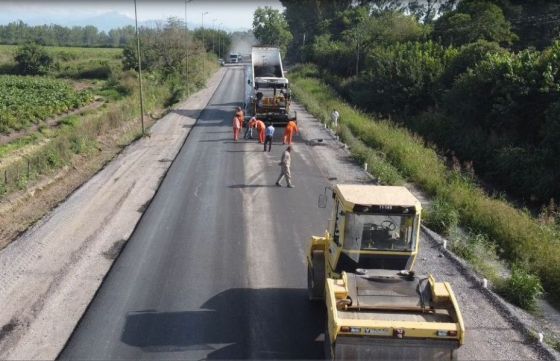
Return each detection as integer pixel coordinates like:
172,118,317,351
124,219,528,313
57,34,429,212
0,68,226,360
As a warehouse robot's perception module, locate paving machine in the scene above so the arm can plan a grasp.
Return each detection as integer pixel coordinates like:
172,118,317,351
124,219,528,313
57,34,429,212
247,46,295,126
307,184,465,360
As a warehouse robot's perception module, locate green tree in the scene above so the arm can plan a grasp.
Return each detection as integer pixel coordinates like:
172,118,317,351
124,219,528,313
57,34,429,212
14,42,53,75
433,0,517,46
252,6,293,56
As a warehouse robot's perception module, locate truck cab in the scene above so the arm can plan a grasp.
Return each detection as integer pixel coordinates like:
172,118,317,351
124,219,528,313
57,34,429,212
228,53,240,63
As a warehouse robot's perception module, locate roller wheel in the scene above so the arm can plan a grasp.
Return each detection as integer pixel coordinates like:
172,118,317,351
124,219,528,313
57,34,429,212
307,250,325,301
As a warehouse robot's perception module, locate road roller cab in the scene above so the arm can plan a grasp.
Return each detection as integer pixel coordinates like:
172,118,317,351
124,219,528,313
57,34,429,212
309,185,421,289
307,185,464,360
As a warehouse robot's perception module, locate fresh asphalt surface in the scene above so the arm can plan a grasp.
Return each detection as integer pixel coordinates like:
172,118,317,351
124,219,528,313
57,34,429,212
60,65,331,359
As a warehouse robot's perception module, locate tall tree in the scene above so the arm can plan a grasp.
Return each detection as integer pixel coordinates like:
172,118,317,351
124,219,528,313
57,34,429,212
252,6,293,56
432,0,517,46
280,0,352,60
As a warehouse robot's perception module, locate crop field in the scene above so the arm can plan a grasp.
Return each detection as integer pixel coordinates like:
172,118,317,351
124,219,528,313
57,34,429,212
0,75,94,133
0,45,123,78
0,45,122,64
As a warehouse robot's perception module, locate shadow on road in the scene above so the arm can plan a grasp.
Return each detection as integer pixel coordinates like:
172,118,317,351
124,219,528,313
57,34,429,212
120,288,325,359
225,150,262,153
228,184,278,189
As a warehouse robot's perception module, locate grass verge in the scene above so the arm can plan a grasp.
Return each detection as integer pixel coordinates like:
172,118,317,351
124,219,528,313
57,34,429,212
289,64,558,309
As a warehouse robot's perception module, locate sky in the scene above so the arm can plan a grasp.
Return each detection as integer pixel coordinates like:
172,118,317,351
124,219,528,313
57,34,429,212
0,1,285,32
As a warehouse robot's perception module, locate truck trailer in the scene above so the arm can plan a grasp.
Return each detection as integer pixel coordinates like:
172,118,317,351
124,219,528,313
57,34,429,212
247,46,295,126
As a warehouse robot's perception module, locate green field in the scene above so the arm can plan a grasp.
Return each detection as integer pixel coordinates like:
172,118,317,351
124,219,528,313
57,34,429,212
0,44,122,78
0,75,94,133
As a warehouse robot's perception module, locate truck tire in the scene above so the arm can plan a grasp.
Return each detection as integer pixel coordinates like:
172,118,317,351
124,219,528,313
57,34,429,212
307,250,325,301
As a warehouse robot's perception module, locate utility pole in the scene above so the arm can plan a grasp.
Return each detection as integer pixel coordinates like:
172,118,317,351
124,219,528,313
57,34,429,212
185,0,192,97
212,18,217,54
202,11,208,75
185,0,192,98
134,0,145,135
218,23,223,58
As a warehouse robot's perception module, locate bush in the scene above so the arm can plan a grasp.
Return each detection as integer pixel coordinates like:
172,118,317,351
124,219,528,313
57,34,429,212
14,43,53,75
347,41,452,115
424,197,459,235
497,266,544,311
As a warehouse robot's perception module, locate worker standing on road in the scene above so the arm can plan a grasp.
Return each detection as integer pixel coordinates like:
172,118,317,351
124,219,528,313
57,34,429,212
283,119,299,145
330,109,339,129
276,146,294,188
235,106,245,130
245,116,257,139
256,119,266,144
264,123,275,152
232,115,241,142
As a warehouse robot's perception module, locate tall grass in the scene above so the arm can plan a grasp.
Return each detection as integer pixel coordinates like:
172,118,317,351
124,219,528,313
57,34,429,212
289,64,560,304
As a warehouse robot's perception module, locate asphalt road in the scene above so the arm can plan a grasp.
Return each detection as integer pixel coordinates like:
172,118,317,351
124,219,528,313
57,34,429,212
60,65,331,359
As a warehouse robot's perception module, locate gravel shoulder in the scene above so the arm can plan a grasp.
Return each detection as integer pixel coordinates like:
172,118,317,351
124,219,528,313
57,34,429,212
0,68,226,360
294,102,554,360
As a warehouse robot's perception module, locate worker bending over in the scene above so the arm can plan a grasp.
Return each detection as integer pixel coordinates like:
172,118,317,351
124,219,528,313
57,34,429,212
245,116,257,139
283,119,299,145
256,119,266,144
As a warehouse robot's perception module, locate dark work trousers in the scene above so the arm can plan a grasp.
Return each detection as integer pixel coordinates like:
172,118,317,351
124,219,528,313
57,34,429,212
264,135,273,152
244,126,253,139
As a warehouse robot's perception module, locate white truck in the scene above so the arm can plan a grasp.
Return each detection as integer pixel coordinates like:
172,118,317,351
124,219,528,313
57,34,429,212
247,46,295,126
228,53,241,63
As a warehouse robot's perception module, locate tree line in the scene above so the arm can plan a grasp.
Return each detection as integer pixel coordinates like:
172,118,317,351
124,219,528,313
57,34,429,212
0,21,137,48
267,0,560,207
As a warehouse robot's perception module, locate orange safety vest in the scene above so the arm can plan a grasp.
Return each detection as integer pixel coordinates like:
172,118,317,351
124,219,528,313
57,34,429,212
287,120,298,133
233,117,241,129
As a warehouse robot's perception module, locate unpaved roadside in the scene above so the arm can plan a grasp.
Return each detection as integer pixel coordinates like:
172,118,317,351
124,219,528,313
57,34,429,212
0,68,226,360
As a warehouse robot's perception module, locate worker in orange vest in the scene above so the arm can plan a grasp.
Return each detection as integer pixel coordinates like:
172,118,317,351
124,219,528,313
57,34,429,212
283,119,299,145
232,116,241,141
235,106,245,129
255,119,266,144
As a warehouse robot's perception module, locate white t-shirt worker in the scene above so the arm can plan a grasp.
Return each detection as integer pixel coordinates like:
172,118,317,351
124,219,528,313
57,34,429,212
330,109,339,128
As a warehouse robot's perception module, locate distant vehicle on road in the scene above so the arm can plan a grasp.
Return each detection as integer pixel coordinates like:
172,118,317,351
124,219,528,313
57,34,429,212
228,53,241,63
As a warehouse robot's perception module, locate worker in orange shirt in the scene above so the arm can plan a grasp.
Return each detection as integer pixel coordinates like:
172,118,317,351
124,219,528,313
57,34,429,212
283,119,299,145
232,115,241,141
235,106,245,129
255,119,266,144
